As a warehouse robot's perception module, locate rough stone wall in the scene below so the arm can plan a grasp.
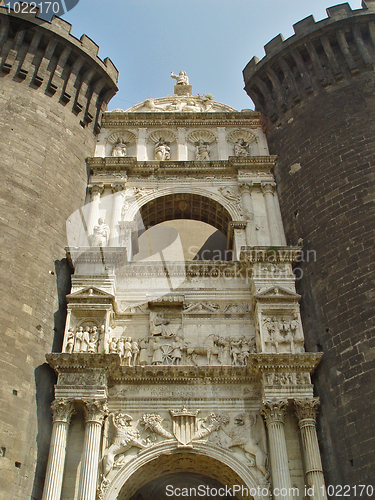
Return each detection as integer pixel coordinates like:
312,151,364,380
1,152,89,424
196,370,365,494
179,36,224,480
0,9,117,499
243,2,375,490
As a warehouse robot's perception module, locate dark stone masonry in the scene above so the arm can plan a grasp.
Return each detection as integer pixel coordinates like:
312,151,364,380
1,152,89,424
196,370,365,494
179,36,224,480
243,0,375,490
0,8,118,499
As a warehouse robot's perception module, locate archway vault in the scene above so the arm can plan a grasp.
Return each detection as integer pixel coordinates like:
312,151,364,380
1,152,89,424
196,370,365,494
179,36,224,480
104,442,261,500
140,193,232,236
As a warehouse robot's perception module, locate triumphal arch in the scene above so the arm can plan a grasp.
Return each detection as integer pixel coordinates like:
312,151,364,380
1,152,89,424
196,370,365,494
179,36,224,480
44,74,326,500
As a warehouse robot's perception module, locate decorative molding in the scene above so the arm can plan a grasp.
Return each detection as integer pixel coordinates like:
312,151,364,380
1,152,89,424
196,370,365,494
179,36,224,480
82,399,108,424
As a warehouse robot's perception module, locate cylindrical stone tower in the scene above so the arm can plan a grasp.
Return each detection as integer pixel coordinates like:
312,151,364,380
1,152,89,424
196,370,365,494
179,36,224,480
0,8,117,499
243,0,375,488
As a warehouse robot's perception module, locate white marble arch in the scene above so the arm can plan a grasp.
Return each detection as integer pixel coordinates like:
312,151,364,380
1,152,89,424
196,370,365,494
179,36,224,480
123,186,243,224
103,441,263,500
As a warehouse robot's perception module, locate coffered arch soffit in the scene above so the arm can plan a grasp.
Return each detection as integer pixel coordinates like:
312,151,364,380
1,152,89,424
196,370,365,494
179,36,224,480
104,441,260,500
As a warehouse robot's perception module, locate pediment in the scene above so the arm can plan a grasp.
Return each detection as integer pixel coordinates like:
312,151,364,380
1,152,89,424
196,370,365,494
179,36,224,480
67,287,114,301
254,286,300,300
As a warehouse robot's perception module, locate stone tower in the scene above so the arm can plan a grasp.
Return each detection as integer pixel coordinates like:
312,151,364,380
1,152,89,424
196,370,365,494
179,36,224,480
0,8,118,499
44,76,326,500
243,0,375,488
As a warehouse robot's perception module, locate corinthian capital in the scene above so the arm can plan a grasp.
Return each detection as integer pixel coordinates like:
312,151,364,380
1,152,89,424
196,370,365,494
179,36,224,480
294,398,320,423
261,181,276,195
239,182,254,195
51,398,76,424
89,184,104,196
82,400,108,424
261,399,288,426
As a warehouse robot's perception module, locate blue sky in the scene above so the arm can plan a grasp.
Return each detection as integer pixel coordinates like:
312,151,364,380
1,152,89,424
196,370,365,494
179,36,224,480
59,0,362,111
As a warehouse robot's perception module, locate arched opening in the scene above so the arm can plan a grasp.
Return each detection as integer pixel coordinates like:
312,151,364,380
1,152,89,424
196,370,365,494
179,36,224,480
136,194,233,261
129,472,237,500
113,450,254,500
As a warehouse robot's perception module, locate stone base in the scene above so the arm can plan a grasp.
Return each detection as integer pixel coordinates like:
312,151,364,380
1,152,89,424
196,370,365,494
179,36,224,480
174,84,192,96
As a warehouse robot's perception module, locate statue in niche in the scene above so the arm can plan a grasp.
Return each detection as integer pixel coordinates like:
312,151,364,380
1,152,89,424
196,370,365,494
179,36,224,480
154,137,170,161
73,326,83,352
102,413,148,477
65,328,75,353
221,413,269,479
81,326,90,352
195,140,210,161
111,141,127,157
88,326,99,353
234,138,250,157
138,338,149,366
91,218,110,247
171,70,189,85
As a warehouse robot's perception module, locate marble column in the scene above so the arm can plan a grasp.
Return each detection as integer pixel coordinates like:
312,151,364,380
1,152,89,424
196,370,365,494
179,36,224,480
261,400,293,500
77,400,107,500
261,182,283,246
42,399,75,500
239,183,257,246
87,184,104,238
295,399,326,500
109,183,125,246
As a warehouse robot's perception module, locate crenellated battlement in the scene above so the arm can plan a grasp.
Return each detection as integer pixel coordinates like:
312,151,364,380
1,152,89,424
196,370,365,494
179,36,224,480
0,8,118,131
243,2,375,120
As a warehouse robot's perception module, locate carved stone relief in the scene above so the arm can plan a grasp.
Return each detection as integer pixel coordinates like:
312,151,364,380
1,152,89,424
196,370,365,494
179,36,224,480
261,314,304,354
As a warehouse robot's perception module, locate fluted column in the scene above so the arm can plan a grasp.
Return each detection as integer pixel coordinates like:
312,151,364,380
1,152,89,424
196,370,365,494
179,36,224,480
109,183,125,246
239,182,257,245
87,184,104,237
77,400,107,500
295,399,326,499
42,399,76,500
261,400,293,500
261,182,283,245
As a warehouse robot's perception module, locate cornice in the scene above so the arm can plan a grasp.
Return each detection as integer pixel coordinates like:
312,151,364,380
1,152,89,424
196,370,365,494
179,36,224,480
102,111,262,128
86,156,277,177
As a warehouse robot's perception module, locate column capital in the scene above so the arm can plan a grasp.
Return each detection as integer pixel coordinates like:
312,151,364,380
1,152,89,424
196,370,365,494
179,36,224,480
51,398,76,424
261,181,276,195
239,182,254,194
88,183,104,196
261,399,288,425
111,183,126,193
82,399,108,424
294,398,320,424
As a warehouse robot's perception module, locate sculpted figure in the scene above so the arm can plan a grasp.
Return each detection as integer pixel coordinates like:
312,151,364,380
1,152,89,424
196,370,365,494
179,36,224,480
109,337,118,354
111,141,127,157
230,338,241,365
154,137,170,161
171,70,189,85
152,338,163,365
138,338,149,366
234,138,250,157
222,413,269,478
88,326,98,353
131,340,139,366
195,140,210,161
171,337,183,365
74,326,83,352
150,312,175,337
65,328,75,353
81,326,90,352
91,218,110,247
167,99,183,112
102,413,148,476
124,337,132,366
